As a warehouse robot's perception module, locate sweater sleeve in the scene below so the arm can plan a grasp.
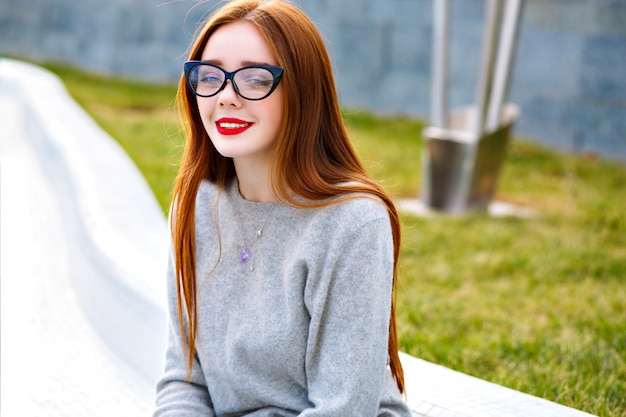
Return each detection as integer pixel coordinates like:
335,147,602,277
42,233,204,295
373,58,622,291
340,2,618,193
153,245,215,417
301,215,396,417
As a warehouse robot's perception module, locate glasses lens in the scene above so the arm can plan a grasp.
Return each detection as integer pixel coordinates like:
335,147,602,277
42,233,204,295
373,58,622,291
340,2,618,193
234,67,275,100
190,64,225,96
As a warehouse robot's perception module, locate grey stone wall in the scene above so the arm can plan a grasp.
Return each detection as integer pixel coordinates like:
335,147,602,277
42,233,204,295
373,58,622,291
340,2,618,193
1,0,624,161
0,0,210,81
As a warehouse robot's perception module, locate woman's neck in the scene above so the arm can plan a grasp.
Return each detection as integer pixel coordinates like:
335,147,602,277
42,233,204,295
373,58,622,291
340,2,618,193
233,157,277,203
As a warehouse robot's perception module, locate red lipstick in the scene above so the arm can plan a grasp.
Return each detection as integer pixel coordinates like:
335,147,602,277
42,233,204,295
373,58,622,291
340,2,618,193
215,118,253,135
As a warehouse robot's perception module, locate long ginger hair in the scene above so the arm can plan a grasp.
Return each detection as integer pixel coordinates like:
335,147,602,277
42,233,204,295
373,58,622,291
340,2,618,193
172,0,405,393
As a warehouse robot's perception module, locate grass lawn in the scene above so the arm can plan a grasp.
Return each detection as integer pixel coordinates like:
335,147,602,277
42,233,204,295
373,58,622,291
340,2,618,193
43,62,625,417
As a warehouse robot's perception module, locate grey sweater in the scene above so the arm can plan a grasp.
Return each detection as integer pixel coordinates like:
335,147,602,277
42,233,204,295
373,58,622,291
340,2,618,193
154,179,411,417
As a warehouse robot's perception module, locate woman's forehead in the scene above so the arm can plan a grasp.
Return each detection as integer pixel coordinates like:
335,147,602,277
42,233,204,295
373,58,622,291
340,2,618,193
200,21,277,67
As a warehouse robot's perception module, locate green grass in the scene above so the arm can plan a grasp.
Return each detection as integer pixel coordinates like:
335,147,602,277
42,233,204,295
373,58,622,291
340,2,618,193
43,62,625,417
41,63,184,212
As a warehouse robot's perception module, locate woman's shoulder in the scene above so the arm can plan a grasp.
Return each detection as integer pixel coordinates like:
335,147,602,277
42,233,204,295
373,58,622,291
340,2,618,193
168,179,220,225
329,193,388,221
196,178,233,209
327,183,389,219
307,191,390,238
193,179,224,227
197,178,221,202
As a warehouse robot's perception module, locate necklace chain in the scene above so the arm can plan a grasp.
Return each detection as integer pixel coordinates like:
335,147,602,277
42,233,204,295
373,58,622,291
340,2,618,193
234,201,276,272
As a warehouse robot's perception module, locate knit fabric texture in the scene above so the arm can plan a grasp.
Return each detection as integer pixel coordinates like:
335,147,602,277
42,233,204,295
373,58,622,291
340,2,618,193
154,179,411,417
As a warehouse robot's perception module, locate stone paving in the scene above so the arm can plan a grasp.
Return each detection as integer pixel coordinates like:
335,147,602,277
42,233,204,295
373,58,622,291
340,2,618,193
0,58,597,417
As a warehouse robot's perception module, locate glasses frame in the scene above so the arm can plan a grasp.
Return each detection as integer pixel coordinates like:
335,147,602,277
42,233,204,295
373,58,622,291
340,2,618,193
184,61,284,101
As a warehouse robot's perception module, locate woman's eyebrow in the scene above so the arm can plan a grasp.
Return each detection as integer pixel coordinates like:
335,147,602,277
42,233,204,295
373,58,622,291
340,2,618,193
199,58,273,67
241,60,273,66
199,58,221,65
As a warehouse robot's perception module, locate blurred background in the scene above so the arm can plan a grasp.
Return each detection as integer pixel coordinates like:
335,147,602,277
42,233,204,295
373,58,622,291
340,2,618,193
1,0,625,161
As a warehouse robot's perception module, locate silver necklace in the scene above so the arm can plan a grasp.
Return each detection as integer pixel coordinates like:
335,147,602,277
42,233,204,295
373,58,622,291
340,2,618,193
234,202,276,272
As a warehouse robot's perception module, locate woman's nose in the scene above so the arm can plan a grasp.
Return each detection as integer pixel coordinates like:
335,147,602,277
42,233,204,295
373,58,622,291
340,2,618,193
217,80,242,107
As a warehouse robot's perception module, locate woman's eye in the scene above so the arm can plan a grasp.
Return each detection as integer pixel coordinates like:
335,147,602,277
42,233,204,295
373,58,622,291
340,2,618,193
201,75,222,83
248,78,272,86
196,67,223,85
239,72,273,89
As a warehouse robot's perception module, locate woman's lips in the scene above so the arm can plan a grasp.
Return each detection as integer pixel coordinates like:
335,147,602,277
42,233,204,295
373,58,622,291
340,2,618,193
215,118,253,135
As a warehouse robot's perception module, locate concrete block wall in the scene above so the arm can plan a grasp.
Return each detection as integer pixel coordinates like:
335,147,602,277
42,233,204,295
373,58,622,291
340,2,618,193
294,0,626,161
1,0,624,161
512,0,626,159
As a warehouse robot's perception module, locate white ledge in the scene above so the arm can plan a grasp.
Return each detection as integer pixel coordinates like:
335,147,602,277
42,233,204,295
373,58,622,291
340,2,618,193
1,58,169,384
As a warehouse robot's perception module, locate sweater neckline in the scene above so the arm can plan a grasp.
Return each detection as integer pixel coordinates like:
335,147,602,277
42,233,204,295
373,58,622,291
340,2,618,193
227,179,281,214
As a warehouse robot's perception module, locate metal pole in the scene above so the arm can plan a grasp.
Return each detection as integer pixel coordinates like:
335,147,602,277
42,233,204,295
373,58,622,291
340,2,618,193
431,0,450,129
473,0,502,138
486,0,524,132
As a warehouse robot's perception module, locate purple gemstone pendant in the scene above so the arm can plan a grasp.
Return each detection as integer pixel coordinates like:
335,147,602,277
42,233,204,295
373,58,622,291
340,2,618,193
240,248,250,263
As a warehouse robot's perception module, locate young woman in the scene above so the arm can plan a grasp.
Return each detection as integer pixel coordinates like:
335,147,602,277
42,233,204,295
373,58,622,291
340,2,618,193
154,1,412,415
